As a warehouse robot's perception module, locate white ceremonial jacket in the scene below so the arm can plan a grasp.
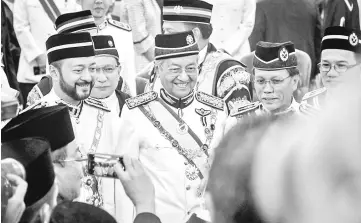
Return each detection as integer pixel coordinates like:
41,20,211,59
13,0,80,84
116,81,228,223
98,19,137,96
209,0,255,61
36,90,125,221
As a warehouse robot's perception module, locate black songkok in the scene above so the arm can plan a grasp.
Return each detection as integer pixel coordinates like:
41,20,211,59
253,41,298,70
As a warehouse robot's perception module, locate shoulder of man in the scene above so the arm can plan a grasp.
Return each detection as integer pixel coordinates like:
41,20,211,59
194,91,225,111
84,97,111,112
125,91,158,109
229,101,262,118
107,18,132,32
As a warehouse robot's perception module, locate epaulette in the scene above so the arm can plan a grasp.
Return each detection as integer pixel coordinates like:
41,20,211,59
302,87,327,102
84,97,111,112
107,19,132,32
230,101,261,117
125,91,158,109
195,91,224,111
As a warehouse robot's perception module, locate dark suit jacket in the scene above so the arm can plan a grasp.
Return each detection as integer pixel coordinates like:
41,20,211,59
249,0,322,79
1,0,22,103
323,0,360,31
134,213,162,223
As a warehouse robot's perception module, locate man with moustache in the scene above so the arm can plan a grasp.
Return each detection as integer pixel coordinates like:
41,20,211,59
138,0,253,116
27,10,130,106
117,31,228,223
301,26,361,109
77,0,136,95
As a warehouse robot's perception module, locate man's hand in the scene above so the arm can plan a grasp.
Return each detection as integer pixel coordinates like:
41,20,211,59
115,156,155,215
3,174,27,223
35,54,47,67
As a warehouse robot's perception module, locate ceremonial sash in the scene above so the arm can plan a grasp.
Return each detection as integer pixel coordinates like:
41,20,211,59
39,0,61,23
138,100,209,179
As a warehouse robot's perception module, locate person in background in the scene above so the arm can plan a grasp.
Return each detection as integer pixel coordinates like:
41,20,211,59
301,26,361,109
323,0,360,31
249,0,322,80
252,41,302,116
13,0,80,105
76,0,137,96
119,0,162,72
209,0,256,61
2,138,58,223
1,1,22,105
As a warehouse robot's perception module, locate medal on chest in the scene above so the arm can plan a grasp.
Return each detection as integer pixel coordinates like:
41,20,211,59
176,108,189,135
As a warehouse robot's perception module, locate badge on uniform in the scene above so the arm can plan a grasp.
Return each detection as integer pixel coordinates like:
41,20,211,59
85,97,111,112
349,32,359,46
195,91,224,111
278,47,289,62
125,91,158,109
195,108,211,126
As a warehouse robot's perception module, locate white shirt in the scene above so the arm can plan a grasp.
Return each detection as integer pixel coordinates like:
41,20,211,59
13,0,80,83
208,0,256,60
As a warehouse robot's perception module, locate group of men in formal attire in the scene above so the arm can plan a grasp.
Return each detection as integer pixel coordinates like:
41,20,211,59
1,0,361,223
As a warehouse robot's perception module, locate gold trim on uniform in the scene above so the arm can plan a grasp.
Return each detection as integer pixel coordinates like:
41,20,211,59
85,97,111,112
125,91,158,109
107,19,132,32
195,91,224,111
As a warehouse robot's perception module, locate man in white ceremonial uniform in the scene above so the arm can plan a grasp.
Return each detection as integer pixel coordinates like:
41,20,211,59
77,0,137,96
117,31,228,223
13,0,80,104
27,10,130,106
138,0,253,116
301,26,361,111
76,35,131,222
27,31,109,205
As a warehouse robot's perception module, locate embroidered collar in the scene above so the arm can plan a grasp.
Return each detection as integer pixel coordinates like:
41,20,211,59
160,88,194,109
98,19,108,30
57,99,84,119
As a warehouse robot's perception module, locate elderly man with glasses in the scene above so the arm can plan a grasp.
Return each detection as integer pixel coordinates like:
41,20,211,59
302,26,361,109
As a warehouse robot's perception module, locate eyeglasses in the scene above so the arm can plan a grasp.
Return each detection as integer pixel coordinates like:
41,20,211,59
254,76,291,87
317,62,358,73
95,65,119,74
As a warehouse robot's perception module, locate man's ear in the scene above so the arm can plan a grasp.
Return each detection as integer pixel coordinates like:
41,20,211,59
49,65,60,81
292,75,300,91
191,27,202,43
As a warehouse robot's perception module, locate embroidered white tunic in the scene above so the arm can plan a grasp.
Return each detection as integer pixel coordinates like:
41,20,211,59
116,81,227,223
